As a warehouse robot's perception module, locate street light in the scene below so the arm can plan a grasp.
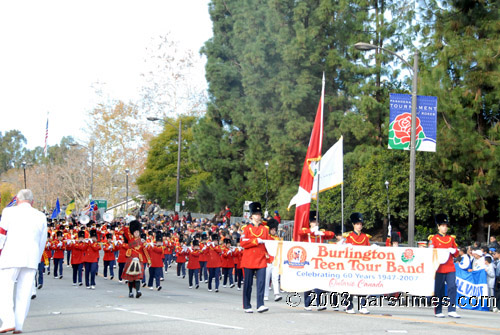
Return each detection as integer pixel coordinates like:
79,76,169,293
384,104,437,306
147,116,182,209
385,180,391,229
21,161,27,188
69,142,95,201
265,161,269,216
355,42,418,247
125,168,130,214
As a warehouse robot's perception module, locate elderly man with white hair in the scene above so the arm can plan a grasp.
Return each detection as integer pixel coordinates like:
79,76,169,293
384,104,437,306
0,189,47,334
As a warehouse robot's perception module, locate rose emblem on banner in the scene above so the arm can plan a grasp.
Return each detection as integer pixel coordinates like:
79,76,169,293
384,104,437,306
401,248,415,263
388,112,426,150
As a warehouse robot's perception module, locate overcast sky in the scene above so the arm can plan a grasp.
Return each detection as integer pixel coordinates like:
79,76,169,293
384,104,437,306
0,0,212,149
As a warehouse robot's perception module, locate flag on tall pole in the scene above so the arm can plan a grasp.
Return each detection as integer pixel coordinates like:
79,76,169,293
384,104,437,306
288,73,325,242
44,113,49,157
311,136,343,199
65,199,76,216
51,198,61,219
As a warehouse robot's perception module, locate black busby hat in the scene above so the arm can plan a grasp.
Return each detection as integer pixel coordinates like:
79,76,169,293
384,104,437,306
129,220,141,234
78,231,85,238
106,233,112,240
193,240,200,247
201,233,207,241
435,214,449,226
155,232,163,241
309,211,318,223
56,230,63,237
211,233,219,241
165,232,171,238
140,232,147,240
249,202,262,216
267,218,279,231
350,212,364,224
391,231,401,243
223,238,231,244
89,229,97,238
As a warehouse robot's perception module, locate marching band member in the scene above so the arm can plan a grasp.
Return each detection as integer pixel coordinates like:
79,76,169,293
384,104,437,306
187,240,202,289
122,220,149,298
199,234,209,283
116,234,128,283
429,214,460,318
36,232,51,289
264,219,282,302
233,239,244,290
162,233,174,273
67,230,86,286
102,233,117,280
344,212,371,314
206,233,222,292
240,202,271,313
221,238,235,288
83,229,101,289
146,232,164,291
51,230,65,279
175,238,187,278
300,211,334,310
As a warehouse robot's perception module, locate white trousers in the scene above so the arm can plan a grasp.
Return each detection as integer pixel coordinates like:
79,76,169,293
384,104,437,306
0,267,36,331
264,263,280,297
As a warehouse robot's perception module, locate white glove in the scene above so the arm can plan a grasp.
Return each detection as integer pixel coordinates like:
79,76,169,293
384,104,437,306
310,226,319,233
257,238,264,244
448,248,457,254
371,243,380,249
202,246,207,251
58,242,63,247
314,231,325,236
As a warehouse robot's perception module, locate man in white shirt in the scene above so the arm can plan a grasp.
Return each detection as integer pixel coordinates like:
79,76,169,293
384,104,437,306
0,189,47,333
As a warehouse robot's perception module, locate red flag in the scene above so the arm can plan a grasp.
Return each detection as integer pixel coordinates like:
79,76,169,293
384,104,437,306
289,75,324,241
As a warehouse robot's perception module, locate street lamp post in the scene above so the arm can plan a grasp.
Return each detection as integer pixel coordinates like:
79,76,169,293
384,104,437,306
265,161,269,216
21,161,27,188
147,117,182,208
69,142,95,201
385,180,390,229
125,168,130,214
354,42,418,247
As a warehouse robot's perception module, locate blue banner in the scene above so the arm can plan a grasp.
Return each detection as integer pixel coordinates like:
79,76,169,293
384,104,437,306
454,264,490,311
388,93,437,152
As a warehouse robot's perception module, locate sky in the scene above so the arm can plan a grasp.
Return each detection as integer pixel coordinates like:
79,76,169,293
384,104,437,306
0,0,212,149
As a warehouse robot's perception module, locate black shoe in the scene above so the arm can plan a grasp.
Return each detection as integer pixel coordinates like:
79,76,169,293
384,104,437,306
78,282,83,286
37,284,43,289
157,286,162,291
195,284,199,289
129,292,134,298
215,289,219,293
142,282,146,287
110,276,114,280
59,275,63,279
136,291,142,298
183,275,185,279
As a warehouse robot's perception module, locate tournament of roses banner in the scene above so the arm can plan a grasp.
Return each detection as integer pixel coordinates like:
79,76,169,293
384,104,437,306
388,93,437,152
454,264,489,311
264,240,450,296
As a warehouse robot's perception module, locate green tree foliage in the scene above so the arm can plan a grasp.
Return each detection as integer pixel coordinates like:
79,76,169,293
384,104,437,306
0,130,27,174
418,0,500,241
137,115,211,211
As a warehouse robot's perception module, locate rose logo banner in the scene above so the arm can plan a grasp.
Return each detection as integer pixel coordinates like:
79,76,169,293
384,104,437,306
264,240,450,296
388,93,437,152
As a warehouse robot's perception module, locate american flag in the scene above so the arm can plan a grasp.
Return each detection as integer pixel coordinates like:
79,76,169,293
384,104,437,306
44,116,49,157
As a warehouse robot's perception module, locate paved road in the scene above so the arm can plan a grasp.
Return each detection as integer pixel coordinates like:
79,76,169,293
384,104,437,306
19,261,500,335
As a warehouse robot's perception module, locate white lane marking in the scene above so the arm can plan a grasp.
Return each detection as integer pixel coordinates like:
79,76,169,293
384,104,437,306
113,307,243,330
151,314,244,330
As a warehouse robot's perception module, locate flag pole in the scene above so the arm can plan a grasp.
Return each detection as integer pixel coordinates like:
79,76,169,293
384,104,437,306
316,72,325,224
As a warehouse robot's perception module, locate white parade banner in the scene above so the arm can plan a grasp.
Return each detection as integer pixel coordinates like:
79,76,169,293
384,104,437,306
264,240,451,296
